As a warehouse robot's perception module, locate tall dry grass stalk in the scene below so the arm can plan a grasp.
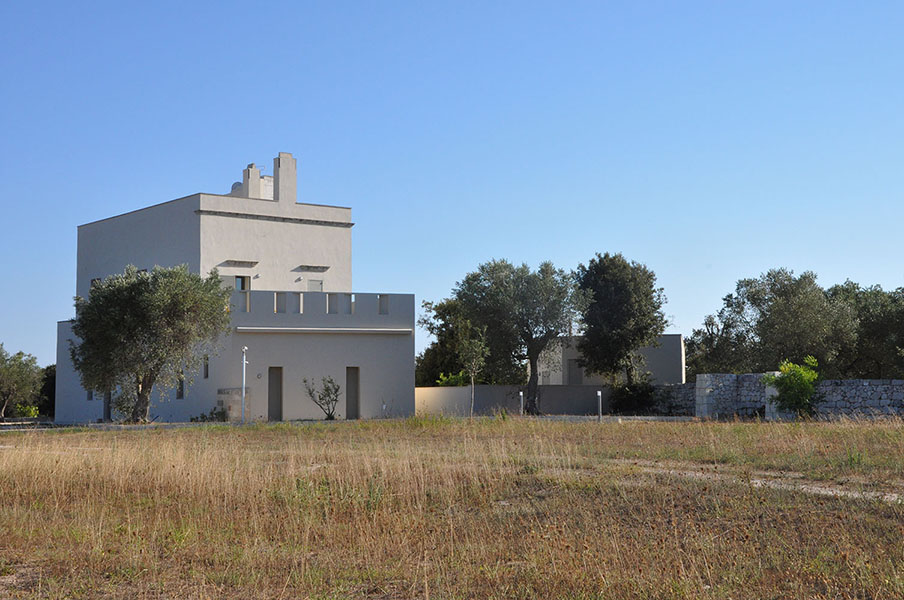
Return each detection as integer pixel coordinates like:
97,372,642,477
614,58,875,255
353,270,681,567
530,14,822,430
1,417,902,598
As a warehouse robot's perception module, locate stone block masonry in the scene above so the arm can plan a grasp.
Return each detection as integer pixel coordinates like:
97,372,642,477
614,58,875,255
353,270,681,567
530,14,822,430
694,374,904,419
815,379,904,417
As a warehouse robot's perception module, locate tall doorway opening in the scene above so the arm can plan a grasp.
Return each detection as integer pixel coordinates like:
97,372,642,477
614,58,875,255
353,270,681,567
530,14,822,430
346,367,359,420
268,367,283,421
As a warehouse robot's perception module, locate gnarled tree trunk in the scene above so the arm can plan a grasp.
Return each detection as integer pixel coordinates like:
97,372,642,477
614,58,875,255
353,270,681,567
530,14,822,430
130,375,154,423
525,353,541,415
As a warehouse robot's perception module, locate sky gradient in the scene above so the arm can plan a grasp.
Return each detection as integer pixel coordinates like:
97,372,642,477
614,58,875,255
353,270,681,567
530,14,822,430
2,1,903,365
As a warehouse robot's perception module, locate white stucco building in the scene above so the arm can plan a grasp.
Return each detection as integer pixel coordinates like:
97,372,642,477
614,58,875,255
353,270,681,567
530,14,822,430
538,334,686,386
55,152,415,423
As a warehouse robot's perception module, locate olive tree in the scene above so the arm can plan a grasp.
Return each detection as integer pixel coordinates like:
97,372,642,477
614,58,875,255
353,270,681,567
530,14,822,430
0,344,42,420
686,269,856,377
454,260,588,414
69,265,232,422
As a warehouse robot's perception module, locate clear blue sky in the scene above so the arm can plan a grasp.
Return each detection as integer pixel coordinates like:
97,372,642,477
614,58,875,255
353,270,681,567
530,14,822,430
2,1,903,366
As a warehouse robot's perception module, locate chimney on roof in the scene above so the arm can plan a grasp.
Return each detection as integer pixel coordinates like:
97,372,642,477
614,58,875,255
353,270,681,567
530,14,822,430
274,152,297,205
242,163,261,198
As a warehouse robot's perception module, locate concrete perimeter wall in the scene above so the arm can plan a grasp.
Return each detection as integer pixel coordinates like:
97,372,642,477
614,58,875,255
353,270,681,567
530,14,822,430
416,385,612,417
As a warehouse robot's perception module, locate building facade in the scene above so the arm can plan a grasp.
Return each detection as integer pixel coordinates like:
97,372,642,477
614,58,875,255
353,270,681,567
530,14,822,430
538,334,686,386
55,152,415,423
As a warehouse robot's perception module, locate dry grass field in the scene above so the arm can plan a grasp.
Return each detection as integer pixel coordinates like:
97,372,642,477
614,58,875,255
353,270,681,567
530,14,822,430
1,417,903,599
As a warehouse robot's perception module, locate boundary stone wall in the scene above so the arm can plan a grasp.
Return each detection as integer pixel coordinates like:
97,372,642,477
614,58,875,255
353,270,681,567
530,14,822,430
651,383,696,416
696,374,904,419
814,379,904,417
415,377,904,419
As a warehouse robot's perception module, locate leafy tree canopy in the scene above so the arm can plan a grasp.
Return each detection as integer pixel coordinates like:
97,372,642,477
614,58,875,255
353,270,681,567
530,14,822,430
423,260,587,414
686,269,857,377
0,344,42,420
69,265,231,422
574,252,667,384
826,281,904,379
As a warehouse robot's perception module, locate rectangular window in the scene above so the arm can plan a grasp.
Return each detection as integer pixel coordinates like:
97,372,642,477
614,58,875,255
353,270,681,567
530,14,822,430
378,294,389,315
86,389,93,401
235,276,250,291
176,376,184,399
327,293,338,314
307,279,323,292
203,356,209,379
274,292,287,313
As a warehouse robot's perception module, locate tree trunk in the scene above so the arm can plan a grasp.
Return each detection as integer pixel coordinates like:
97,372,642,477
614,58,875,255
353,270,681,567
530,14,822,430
624,356,636,386
0,394,9,420
470,374,475,419
525,354,540,415
130,375,153,423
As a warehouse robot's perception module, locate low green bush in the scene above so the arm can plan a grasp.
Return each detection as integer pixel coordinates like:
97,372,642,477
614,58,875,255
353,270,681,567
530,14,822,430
190,407,228,422
436,370,468,386
610,382,659,415
763,356,821,417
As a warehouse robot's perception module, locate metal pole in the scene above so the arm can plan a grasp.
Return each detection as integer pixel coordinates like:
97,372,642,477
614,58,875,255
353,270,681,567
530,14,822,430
241,346,248,424
597,390,602,422
519,391,524,416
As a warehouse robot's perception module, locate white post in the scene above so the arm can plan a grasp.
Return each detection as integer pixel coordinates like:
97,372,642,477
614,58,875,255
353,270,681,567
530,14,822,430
597,390,602,422
241,346,248,424
519,391,524,416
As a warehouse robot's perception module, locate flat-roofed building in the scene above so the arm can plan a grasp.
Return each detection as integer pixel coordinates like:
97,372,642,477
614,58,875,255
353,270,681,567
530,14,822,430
55,152,414,423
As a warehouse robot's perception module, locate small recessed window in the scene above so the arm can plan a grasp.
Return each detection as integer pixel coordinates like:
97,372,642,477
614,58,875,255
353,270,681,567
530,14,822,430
203,356,209,379
86,389,93,401
176,377,184,399
378,294,389,315
235,276,250,291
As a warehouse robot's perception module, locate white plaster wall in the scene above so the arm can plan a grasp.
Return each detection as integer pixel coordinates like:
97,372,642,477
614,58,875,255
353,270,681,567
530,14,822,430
198,194,352,293
637,334,686,385
54,321,104,423
539,334,685,385
76,196,202,300
55,293,415,423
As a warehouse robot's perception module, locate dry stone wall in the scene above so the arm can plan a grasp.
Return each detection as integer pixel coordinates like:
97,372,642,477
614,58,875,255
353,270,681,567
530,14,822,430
695,374,904,419
651,383,696,416
695,374,775,418
814,380,904,417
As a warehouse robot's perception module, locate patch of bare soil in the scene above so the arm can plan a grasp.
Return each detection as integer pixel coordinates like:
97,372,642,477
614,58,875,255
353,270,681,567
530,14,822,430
603,458,904,503
0,564,42,597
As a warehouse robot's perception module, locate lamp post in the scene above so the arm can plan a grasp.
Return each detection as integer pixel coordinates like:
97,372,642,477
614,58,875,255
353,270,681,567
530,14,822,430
597,390,602,422
241,346,249,424
519,391,524,416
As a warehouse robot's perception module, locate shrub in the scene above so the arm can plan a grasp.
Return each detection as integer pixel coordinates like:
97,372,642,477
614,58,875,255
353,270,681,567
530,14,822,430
610,382,659,415
12,403,39,418
436,370,468,386
763,356,820,417
190,407,228,422
304,376,341,420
